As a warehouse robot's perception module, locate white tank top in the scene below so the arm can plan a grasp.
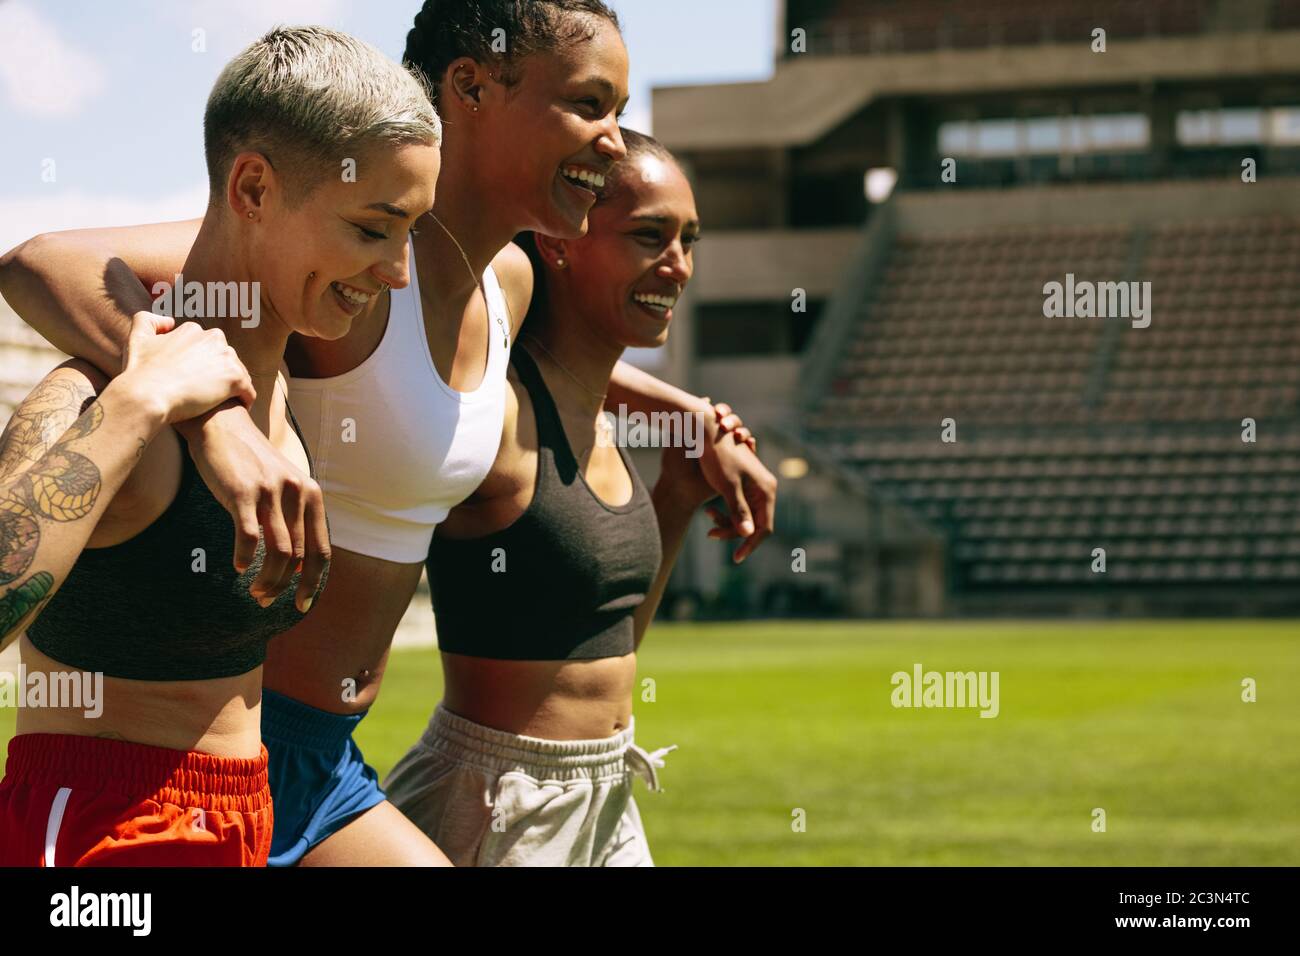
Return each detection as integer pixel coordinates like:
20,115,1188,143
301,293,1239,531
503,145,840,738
288,249,510,563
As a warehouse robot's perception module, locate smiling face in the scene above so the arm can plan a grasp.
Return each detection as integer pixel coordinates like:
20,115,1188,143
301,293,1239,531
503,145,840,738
559,153,700,349
244,140,440,340
476,15,629,238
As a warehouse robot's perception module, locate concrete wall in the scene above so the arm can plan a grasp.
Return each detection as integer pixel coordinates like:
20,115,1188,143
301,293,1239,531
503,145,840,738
691,228,862,301
895,173,1300,234
654,30,1300,151
695,355,801,430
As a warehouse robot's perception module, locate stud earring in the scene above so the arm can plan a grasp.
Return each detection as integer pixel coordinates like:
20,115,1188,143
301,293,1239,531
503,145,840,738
308,272,316,278
247,211,255,219
556,258,567,269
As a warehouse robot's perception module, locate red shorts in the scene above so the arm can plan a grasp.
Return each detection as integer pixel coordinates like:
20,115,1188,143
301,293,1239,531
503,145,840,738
0,733,273,866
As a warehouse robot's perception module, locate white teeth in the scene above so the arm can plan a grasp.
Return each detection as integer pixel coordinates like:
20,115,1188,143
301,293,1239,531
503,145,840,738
562,167,604,191
332,282,371,305
633,293,676,310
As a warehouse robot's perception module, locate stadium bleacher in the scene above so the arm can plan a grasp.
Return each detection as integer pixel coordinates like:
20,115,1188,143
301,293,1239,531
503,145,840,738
806,213,1300,597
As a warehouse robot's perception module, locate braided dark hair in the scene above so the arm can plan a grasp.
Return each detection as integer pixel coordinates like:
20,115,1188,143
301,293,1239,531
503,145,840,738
403,0,621,109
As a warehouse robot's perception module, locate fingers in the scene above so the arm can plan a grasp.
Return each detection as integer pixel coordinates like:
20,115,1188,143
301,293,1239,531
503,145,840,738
250,492,294,606
124,311,166,366
281,474,308,596
130,310,175,336
229,371,257,409
721,476,756,545
213,329,256,407
731,473,776,564
704,504,740,539
710,402,754,451
294,480,331,614
231,494,261,575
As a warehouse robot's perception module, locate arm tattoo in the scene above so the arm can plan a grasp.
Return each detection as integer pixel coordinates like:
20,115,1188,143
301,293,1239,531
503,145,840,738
0,377,95,476
0,374,106,637
0,571,53,637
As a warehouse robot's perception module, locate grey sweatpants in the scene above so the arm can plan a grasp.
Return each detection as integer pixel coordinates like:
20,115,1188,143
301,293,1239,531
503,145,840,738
383,705,673,867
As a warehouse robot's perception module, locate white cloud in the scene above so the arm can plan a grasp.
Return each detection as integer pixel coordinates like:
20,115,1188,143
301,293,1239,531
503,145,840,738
0,184,209,259
0,1,107,117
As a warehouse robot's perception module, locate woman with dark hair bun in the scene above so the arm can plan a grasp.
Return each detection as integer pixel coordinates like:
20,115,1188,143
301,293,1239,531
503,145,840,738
381,129,771,866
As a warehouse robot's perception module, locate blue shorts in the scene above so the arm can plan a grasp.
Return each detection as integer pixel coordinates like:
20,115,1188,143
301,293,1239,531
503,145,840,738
262,689,387,867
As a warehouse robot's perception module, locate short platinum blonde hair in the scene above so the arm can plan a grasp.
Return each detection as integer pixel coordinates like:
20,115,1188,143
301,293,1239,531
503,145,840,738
204,25,441,204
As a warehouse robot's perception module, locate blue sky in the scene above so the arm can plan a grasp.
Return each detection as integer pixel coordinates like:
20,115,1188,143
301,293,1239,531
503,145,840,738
0,0,776,250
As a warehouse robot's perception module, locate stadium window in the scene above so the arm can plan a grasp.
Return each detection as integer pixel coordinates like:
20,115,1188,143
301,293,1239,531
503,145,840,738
1177,106,1300,145
976,119,1019,157
1024,117,1065,154
938,121,974,155
1219,108,1265,142
1269,108,1300,144
1081,114,1150,151
1176,110,1215,145
937,114,1149,157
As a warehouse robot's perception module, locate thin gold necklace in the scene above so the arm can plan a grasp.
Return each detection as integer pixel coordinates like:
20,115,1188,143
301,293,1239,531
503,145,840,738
523,334,608,402
424,211,510,349
523,335,614,457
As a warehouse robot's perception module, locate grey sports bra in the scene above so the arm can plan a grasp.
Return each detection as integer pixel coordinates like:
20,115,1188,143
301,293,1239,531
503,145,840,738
426,346,662,660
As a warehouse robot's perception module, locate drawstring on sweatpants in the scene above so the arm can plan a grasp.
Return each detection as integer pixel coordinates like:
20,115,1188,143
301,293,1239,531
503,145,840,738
625,742,678,793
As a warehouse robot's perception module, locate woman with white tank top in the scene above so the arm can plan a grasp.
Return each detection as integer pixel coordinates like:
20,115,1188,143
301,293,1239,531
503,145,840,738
287,251,510,564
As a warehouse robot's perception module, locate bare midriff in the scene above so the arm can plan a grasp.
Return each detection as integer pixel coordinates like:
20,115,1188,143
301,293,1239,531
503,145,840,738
15,634,264,759
441,651,636,740
261,546,424,714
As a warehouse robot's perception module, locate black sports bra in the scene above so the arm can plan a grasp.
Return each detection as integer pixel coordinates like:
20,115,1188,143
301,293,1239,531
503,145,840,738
427,346,662,660
27,405,326,680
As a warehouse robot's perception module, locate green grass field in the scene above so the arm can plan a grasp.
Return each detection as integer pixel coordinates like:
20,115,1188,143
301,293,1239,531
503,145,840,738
3,620,1297,865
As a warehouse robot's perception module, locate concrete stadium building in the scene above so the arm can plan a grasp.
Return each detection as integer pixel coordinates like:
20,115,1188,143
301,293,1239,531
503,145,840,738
651,0,1300,617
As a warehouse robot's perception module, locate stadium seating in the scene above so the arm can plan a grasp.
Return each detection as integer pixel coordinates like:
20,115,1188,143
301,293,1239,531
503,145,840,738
806,216,1300,592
